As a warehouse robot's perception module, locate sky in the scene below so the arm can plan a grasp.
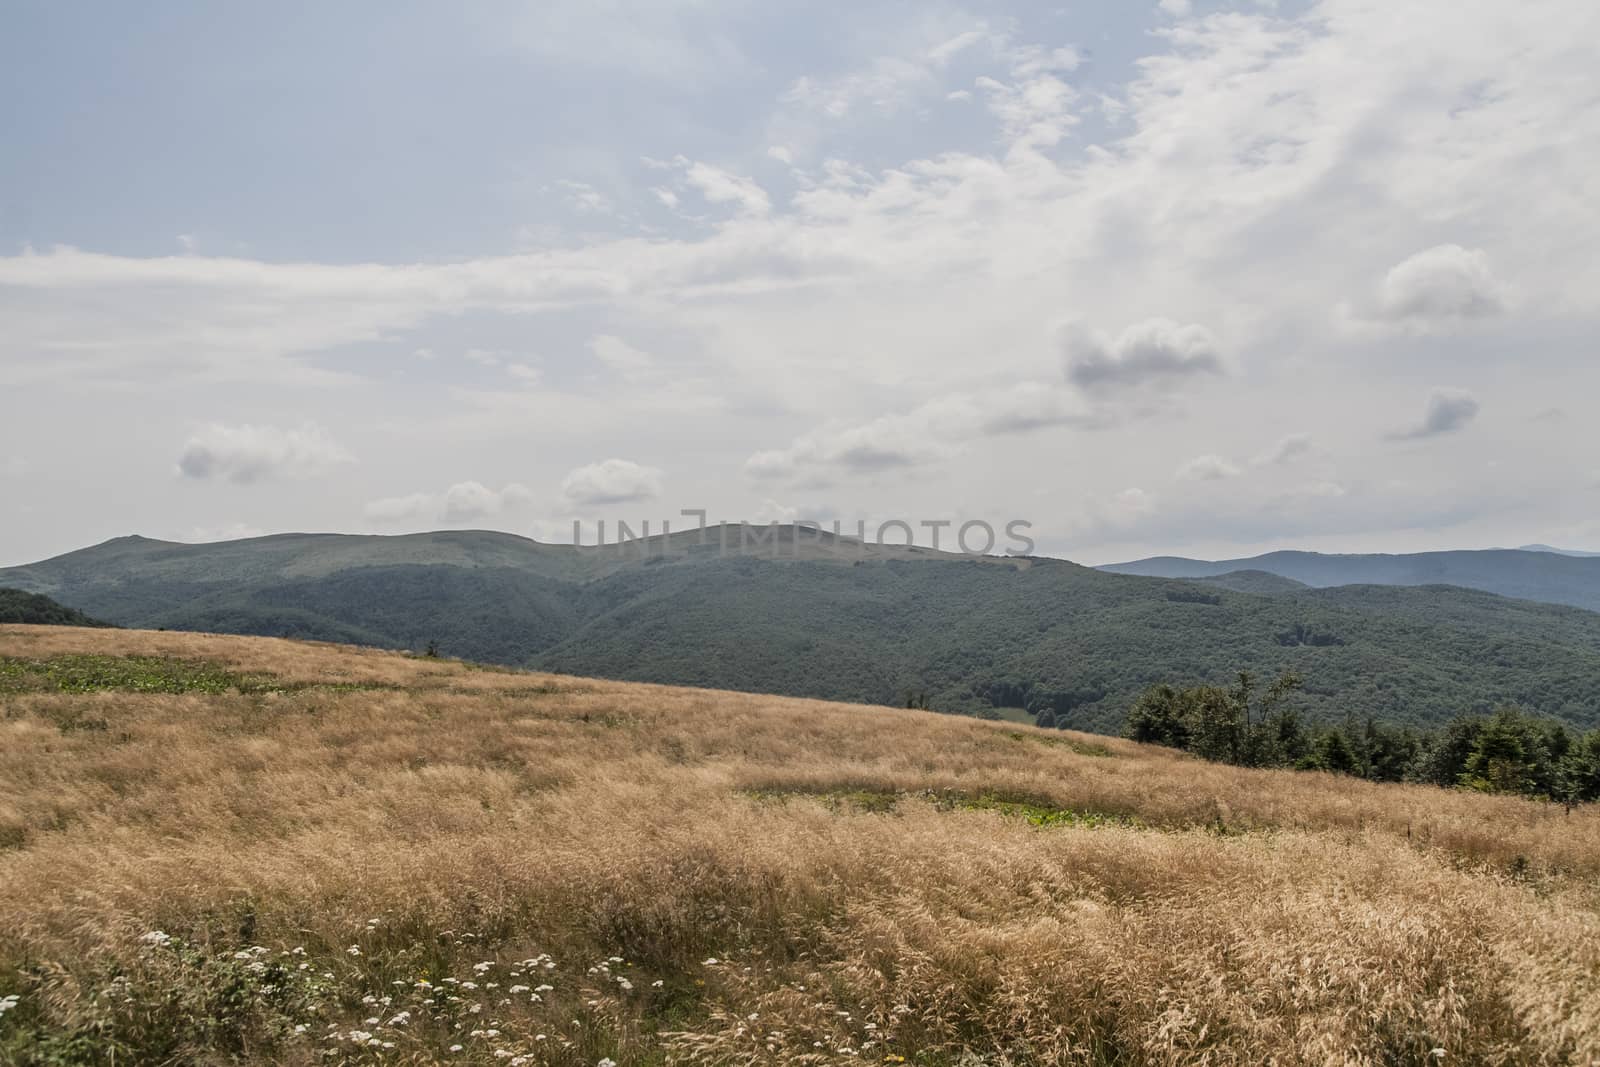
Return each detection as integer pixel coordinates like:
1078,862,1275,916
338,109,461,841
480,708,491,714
2,0,1598,567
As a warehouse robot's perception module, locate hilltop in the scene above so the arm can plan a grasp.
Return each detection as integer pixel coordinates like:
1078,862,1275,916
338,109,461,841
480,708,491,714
1,625,1596,1064
10,529,1600,731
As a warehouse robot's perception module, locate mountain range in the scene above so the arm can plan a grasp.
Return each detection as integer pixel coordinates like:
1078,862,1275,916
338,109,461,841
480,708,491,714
8,528,1600,733
1100,548,1600,613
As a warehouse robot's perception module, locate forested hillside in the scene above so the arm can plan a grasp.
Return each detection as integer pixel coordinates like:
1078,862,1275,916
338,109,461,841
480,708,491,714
0,589,112,628
9,529,1600,733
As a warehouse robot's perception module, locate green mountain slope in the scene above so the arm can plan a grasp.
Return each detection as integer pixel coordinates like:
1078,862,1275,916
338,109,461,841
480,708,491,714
0,588,113,627
1194,570,1309,595
7,529,1600,733
1100,548,1600,612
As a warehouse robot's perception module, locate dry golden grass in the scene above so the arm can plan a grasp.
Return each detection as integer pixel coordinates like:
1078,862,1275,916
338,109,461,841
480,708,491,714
1,624,1598,1066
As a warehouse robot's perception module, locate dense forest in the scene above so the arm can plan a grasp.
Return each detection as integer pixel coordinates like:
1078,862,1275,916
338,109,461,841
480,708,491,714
0,589,112,628
1127,671,1600,805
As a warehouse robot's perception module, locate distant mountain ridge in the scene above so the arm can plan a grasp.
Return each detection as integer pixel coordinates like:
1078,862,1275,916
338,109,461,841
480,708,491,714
1100,548,1600,613
1515,544,1600,558
9,528,1600,733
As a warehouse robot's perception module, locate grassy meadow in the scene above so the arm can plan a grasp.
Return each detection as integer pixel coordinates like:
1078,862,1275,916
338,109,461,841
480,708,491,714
2,624,1599,1065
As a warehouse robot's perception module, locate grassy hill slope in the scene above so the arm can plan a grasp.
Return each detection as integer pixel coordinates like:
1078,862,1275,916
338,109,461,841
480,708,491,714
1,625,1596,1065
10,530,1600,732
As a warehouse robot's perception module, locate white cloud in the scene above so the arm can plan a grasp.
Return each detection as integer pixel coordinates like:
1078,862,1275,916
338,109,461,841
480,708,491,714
176,424,352,485
1388,388,1481,440
746,381,1093,482
777,21,998,128
443,481,533,522
1158,0,1193,16
1253,434,1314,466
752,498,799,524
746,413,944,479
184,522,265,543
7,1,1600,563
1176,454,1242,481
1060,319,1225,393
1064,487,1158,542
1111,487,1155,520
1290,480,1348,498
363,492,437,523
553,180,613,215
1377,245,1505,323
974,69,1078,149
364,481,533,524
784,59,934,121
588,334,655,380
561,459,663,506
679,159,771,216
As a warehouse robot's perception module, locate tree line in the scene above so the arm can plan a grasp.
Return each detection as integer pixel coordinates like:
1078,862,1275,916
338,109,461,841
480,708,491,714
1125,671,1600,806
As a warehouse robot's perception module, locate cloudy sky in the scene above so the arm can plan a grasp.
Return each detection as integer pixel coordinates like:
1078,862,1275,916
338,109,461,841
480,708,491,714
3,0,1598,566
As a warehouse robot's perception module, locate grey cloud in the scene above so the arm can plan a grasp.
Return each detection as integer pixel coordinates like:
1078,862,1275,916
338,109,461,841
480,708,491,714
1060,319,1224,392
1252,433,1313,466
744,381,1091,483
1388,388,1480,440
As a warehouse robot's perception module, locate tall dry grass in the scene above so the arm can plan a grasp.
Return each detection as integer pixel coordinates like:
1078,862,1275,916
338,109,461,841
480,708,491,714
1,624,1598,1065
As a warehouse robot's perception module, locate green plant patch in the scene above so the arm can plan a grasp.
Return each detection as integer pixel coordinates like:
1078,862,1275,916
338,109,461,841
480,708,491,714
931,790,1141,829
744,786,900,814
0,655,389,697
1006,731,1115,757
744,785,1138,827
